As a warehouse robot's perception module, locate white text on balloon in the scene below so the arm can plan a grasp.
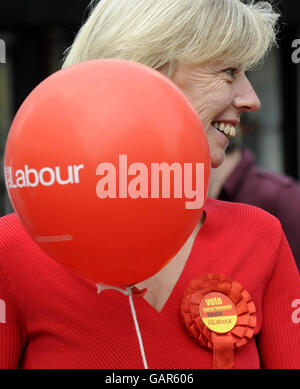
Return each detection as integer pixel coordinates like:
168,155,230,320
5,155,206,210
96,154,205,210
5,165,84,188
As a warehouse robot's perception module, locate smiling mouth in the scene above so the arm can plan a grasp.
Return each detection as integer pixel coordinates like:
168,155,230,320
211,122,236,138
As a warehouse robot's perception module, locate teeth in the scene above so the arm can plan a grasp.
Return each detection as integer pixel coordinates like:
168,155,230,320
219,122,225,133
212,121,236,138
224,125,231,135
230,126,236,137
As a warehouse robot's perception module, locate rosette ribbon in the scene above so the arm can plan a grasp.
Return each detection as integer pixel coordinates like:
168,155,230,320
181,274,257,369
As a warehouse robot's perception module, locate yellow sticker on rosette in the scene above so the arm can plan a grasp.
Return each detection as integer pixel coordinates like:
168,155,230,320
199,292,237,333
181,273,258,368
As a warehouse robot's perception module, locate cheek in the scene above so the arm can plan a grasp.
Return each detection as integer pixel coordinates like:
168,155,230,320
185,79,231,129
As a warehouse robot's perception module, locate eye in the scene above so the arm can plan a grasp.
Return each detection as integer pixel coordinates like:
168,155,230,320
223,67,239,78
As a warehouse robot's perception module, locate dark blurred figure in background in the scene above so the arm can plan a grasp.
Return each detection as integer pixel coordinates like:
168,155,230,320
209,136,300,272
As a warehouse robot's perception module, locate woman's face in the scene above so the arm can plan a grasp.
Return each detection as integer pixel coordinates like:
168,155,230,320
172,62,261,168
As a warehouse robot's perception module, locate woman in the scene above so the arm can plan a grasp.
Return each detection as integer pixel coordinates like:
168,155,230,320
0,0,299,369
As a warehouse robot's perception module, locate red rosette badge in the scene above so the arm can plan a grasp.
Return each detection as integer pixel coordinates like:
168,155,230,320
181,274,257,369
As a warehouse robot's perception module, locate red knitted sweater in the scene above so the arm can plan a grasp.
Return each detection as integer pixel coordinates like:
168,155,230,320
0,198,299,369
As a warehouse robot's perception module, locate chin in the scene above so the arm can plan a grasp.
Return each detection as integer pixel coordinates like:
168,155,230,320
210,151,226,169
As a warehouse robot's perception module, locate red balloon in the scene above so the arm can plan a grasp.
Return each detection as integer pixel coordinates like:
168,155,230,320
4,59,210,286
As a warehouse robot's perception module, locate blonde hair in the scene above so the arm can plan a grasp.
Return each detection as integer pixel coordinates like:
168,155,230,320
62,0,279,78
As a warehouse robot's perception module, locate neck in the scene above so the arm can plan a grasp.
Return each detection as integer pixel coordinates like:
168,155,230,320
208,148,242,199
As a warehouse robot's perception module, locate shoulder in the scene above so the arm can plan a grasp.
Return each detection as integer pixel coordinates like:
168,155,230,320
0,212,22,227
0,212,24,242
205,198,283,250
0,212,42,269
246,166,300,201
255,168,300,196
206,196,280,223
234,151,300,204
0,212,32,246
240,149,299,192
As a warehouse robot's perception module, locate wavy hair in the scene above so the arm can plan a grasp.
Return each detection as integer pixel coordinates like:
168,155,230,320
62,0,280,78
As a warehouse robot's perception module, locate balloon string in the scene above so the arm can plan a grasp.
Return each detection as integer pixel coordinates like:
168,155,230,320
96,284,148,369
127,287,149,369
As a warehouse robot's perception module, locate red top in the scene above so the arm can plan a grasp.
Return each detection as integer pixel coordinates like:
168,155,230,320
219,148,300,271
0,198,299,369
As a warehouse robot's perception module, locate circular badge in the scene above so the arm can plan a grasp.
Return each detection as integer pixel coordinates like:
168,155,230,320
199,292,237,334
181,274,257,368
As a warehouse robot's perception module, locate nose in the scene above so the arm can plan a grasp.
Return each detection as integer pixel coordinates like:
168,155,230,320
233,73,261,112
